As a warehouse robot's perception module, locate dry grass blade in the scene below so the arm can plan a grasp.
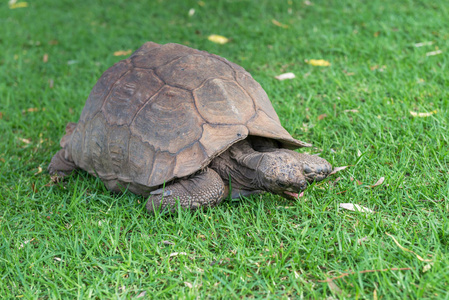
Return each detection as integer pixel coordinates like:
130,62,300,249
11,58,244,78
169,252,187,257
136,291,147,298
329,166,348,175
370,65,387,71
31,182,38,193
340,203,374,213
34,166,43,175
317,114,327,121
422,263,433,273
208,34,229,44
318,267,412,282
368,177,384,188
357,237,369,245
327,280,342,295
272,19,289,28
9,0,28,9
414,41,433,47
113,50,132,56
410,110,437,117
306,59,331,67
18,137,31,144
385,232,432,262
426,50,442,56
275,72,295,80
19,238,35,249
23,107,41,113
350,177,363,185
332,176,342,186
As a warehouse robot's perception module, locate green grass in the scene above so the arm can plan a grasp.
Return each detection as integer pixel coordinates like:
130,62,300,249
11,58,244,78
1,0,449,298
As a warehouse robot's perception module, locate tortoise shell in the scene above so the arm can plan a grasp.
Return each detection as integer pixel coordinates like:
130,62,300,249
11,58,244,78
66,42,310,194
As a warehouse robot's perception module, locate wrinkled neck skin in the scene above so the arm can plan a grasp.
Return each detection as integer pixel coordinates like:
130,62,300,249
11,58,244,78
209,143,264,194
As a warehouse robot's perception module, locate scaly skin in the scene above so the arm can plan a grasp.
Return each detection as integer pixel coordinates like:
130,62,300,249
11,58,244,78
48,149,77,176
146,168,226,213
146,139,332,213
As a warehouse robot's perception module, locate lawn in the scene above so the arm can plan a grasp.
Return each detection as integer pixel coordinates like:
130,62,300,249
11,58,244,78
1,0,448,298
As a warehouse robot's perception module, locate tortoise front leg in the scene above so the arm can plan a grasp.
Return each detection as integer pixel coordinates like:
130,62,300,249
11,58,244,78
146,168,227,213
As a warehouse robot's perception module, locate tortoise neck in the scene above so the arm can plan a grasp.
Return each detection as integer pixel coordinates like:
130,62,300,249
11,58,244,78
210,140,266,192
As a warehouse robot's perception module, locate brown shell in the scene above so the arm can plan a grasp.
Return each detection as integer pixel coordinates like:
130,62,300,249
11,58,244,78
69,42,310,190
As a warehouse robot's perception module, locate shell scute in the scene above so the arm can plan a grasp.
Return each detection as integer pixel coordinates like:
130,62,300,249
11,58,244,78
193,78,255,124
80,60,130,123
156,54,235,90
107,124,131,177
131,43,198,69
128,136,155,186
199,124,248,157
173,142,208,178
103,69,164,126
85,113,114,178
130,86,203,154
236,71,280,123
148,152,176,186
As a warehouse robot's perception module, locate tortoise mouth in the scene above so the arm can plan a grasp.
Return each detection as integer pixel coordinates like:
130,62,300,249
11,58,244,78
283,191,304,199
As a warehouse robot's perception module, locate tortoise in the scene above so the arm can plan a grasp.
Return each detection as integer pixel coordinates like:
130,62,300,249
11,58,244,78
48,42,332,213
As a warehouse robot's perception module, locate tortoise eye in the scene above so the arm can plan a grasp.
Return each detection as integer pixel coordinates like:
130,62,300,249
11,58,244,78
276,180,287,188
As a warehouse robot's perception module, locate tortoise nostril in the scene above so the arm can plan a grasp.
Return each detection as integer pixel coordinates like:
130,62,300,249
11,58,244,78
303,164,312,174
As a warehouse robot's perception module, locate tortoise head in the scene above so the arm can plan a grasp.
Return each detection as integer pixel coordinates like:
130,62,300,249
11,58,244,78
257,149,332,199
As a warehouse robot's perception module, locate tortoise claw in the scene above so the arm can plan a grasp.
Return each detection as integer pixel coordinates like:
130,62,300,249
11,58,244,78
150,188,172,197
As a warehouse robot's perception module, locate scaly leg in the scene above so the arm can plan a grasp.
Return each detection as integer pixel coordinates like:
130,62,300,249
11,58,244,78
48,149,77,176
146,168,226,213
48,122,78,176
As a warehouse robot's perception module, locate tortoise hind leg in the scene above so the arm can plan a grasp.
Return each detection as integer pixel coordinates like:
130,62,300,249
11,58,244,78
48,122,78,177
48,149,77,176
146,168,226,214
